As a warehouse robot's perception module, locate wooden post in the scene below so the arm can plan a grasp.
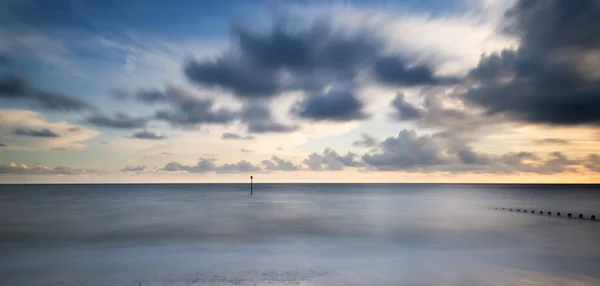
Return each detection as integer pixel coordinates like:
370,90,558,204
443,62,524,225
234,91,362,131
250,175,253,196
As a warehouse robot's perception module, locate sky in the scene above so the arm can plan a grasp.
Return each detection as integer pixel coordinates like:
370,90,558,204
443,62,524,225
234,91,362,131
0,0,599,183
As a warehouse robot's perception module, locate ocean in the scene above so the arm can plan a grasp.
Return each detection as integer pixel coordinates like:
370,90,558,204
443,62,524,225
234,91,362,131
1,183,599,285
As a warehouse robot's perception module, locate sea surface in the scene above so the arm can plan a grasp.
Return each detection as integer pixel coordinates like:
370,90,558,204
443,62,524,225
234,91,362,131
0,183,599,286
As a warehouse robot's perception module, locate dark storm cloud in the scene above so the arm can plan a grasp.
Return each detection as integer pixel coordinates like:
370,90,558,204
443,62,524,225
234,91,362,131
534,138,571,145
185,57,280,98
0,75,92,112
12,127,60,138
464,0,600,126
390,93,423,121
184,24,380,99
262,156,300,171
469,50,518,81
161,159,261,174
120,165,146,173
152,87,236,127
391,90,499,134
106,86,235,129
221,132,254,140
184,21,454,123
240,102,298,133
363,130,448,170
131,130,167,140
0,75,27,96
373,56,459,86
291,89,368,122
362,129,581,174
33,90,91,111
86,113,148,129
352,133,378,148
303,148,361,171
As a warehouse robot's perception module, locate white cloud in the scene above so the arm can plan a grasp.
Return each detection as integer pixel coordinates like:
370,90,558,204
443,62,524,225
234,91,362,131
0,109,99,151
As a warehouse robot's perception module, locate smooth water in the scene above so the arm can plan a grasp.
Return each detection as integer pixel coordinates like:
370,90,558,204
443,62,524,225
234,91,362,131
1,184,599,285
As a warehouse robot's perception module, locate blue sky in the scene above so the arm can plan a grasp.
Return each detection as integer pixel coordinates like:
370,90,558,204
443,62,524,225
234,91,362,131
1,0,599,183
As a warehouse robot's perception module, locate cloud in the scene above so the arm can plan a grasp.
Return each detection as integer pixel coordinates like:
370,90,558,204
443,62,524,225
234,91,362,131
240,102,298,133
303,148,361,171
161,159,261,174
120,165,146,173
185,56,280,98
217,160,262,174
240,148,252,153
221,132,254,140
0,74,92,112
0,109,98,151
109,88,129,101
0,162,105,175
291,89,369,122
373,55,459,86
390,89,500,134
130,130,167,140
183,18,465,125
86,113,148,129
136,89,167,103
152,86,237,127
352,133,378,148
162,161,187,172
247,121,299,133
390,93,423,121
463,0,600,126
362,129,583,174
160,151,173,155
183,23,380,99
262,156,301,171
534,138,571,145
585,154,600,173
363,130,448,170
13,127,60,138
0,143,7,147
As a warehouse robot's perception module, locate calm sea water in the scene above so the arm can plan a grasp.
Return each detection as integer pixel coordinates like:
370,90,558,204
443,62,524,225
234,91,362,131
0,184,599,285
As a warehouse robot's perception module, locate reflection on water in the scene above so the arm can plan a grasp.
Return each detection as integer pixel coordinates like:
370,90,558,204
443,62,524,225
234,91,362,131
1,184,599,285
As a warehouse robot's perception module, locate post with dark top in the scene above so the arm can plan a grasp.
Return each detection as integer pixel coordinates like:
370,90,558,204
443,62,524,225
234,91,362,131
250,175,253,196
